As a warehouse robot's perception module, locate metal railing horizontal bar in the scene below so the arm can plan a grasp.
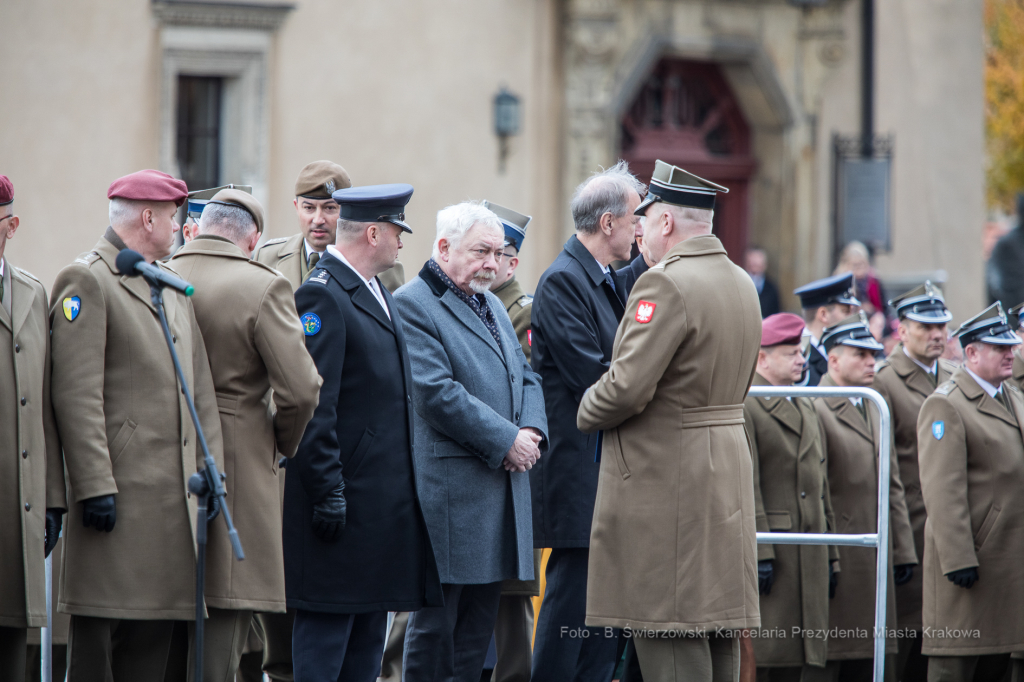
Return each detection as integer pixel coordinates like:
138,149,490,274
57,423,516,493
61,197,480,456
758,532,878,548
747,384,891,682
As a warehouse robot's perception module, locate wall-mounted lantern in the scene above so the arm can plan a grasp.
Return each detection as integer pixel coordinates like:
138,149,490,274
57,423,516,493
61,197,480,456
493,88,521,173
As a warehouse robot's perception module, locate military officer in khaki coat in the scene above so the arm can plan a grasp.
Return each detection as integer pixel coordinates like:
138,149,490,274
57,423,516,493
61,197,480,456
171,188,321,681
50,170,224,681
255,161,406,295
815,313,917,682
1005,302,1024,393
744,313,838,681
871,282,955,682
578,161,762,682
917,304,1024,682
0,175,65,678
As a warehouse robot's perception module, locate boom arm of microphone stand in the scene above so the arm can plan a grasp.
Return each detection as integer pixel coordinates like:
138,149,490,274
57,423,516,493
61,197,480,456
149,282,245,561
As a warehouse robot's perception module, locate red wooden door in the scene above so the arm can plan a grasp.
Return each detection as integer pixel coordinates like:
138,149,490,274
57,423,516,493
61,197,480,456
620,59,756,264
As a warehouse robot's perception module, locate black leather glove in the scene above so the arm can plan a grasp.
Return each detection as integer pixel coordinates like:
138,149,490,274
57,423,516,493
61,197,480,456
946,567,979,589
312,480,347,541
894,563,915,586
829,561,838,599
44,509,64,558
82,495,116,532
207,492,221,522
758,560,774,596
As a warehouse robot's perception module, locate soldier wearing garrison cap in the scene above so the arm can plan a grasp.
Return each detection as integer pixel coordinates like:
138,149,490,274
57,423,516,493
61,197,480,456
254,161,406,294
171,187,321,682
917,304,1024,681
744,313,838,681
49,170,224,680
181,184,253,242
794,273,862,387
814,312,916,681
285,184,441,681
0,175,66,679
872,282,957,682
578,159,762,682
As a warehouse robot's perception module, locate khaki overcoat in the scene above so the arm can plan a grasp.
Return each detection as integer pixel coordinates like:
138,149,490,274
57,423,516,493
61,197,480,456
492,276,533,365
0,260,64,629
744,374,838,668
170,236,321,613
871,346,954,631
814,374,916,659
917,368,1024,655
50,231,223,620
254,232,405,292
1004,350,1024,392
577,234,762,633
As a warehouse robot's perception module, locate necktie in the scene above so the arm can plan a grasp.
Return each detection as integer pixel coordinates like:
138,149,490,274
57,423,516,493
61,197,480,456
604,270,621,304
308,251,320,269
856,400,868,423
996,388,1012,414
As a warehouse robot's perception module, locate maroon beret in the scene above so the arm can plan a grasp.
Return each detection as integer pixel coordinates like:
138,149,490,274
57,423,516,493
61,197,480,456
761,313,805,347
107,170,188,207
0,175,12,206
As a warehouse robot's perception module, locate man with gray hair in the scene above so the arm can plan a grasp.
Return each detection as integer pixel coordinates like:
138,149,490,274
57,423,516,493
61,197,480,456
170,187,321,682
529,160,644,682
394,201,547,682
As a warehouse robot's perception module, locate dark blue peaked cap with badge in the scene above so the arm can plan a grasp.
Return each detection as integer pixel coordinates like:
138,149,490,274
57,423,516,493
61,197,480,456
634,159,729,215
483,200,531,251
794,272,861,309
821,311,884,354
332,183,414,234
955,302,1022,348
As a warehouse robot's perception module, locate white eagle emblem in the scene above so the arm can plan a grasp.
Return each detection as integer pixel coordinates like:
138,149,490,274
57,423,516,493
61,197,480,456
635,300,656,324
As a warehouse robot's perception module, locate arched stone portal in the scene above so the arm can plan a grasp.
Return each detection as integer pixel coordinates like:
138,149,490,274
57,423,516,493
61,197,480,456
619,58,756,263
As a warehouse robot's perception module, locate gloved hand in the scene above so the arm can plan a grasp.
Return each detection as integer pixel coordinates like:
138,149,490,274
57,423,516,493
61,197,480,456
44,508,64,557
894,563,915,586
946,567,979,589
82,495,116,532
312,480,347,541
829,561,838,599
757,560,774,596
207,492,221,522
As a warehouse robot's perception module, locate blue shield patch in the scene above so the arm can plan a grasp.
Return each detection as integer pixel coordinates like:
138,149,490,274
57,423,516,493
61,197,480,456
932,420,945,440
301,312,321,336
62,296,81,322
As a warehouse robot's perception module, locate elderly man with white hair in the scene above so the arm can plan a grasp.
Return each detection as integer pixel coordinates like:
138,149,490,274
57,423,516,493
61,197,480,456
394,201,548,682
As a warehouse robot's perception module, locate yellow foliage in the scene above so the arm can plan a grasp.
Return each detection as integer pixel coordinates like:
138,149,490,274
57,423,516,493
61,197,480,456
986,0,1024,210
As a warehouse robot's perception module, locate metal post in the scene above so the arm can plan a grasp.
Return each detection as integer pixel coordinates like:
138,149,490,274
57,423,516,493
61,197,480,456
42,552,52,681
748,385,891,682
861,0,875,157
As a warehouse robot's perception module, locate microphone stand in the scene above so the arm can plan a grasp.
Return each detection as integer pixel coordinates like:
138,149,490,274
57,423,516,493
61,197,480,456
147,278,244,681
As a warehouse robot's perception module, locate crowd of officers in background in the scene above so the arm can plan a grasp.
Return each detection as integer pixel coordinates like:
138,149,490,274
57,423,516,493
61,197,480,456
2,156,1024,682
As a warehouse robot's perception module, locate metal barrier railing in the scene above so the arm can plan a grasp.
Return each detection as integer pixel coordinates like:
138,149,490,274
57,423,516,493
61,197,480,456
748,385,891,682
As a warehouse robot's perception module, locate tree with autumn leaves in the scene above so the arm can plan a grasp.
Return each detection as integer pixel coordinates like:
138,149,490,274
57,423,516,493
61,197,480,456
986,0,1024,211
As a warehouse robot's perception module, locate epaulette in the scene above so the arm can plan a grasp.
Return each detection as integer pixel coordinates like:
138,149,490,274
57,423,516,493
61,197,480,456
13,266,42,284
938,358,958,374
876,359,891,371
1008,383,1021,394
73,252,101,266
516,294,533,308
935,379,956,396
247,259,280,276
307,269,330,285
159,261,182,276
262,237,289,246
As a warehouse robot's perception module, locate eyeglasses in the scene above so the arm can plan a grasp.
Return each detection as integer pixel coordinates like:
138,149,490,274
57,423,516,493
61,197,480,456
468,247,508,262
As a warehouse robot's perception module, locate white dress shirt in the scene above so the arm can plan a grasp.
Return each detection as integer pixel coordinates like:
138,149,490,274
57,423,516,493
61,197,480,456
965,366,1000,399
903,346,937,376
327,245,391,320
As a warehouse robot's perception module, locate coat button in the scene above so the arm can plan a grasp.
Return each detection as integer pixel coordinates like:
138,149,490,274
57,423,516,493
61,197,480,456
172,335,177,343
820,458,825,463
14,344,19,352
184,438,189,447
515,412,520,420
24,503,31,511
22,450,28,459
20,397,26,406
511,375,516,383
800,491,806,498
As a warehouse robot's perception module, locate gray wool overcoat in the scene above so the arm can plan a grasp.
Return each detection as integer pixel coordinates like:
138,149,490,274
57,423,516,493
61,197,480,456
394,262,548,585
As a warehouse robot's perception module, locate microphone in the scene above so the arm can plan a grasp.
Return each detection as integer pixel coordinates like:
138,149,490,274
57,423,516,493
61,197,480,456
116,249,195,297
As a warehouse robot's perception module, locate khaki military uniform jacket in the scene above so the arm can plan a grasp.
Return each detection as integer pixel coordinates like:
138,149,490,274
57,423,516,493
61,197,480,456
744,374,837,668
255,233,405,292
0,259,64,628
578,234,762,633
170,236,321,613
1004,350,1024,393
872,346,954,631
815,374,916,659
50,232,224,620
492,276,533,365
917,368,1024,655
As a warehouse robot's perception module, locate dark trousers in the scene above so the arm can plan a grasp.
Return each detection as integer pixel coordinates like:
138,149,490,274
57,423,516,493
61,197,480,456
896,632,928,682
403,582,503,682
25,643,69,682
67,616,174,682
492,594,534,682
257,609,296,681
530,548,620,682
292,610,387,682
0,626,27,681
926,654,1011,682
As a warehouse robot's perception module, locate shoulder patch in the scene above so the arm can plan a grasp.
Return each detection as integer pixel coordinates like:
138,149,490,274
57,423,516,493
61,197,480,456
935,380,956,396
62,296,82,322
635,300,656,323
516,294,533,307
931,420,945,440
301,312,322,336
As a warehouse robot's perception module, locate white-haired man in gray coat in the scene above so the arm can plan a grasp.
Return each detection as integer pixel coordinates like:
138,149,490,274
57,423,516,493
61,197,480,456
394,202,548,682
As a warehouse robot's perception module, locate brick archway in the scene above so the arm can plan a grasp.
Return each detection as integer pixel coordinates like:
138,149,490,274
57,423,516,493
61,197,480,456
619,58,756,264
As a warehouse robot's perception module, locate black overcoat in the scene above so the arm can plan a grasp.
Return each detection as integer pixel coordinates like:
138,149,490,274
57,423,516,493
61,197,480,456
529,236,637,548
284,252,442,613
